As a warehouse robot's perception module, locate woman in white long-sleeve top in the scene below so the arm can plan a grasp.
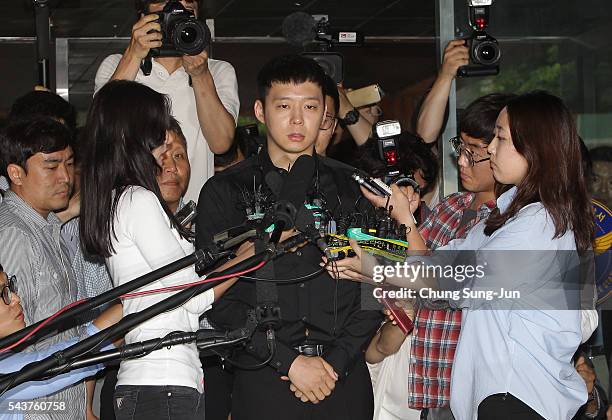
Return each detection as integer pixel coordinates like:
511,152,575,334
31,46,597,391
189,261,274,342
78,80,253,420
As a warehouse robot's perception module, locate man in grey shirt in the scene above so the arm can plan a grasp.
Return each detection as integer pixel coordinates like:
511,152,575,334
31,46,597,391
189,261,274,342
0,116,85,420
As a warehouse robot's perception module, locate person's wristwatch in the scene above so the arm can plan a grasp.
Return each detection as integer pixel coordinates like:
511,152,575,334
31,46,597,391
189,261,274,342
339,108,360,127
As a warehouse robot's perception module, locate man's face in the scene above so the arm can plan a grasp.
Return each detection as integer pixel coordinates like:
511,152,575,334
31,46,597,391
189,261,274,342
0,271,25,338
8,146,74,218
315,95,338,155
148,0,199,17
254,81,325,159
156,130,190,209
457,132,495,194
592,160,612,208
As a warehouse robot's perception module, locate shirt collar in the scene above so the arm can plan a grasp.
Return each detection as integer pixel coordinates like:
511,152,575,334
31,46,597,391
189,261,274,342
2,190,62,228
257,146,320,175
496,186,518,213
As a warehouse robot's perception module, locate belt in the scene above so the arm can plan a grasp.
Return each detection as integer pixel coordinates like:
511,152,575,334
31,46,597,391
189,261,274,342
293,344,326,357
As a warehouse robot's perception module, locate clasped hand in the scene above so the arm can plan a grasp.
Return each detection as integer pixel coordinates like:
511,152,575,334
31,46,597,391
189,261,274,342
281,355,338,404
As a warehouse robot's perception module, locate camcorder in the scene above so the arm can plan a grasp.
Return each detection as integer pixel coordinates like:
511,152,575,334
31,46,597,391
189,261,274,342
457,0,501,78
148,1,211,57
282,12,362,83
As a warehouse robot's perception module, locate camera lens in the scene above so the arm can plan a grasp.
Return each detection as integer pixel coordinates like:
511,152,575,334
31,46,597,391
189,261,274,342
180,26,197,44
474,41,500,66
172,20,209,55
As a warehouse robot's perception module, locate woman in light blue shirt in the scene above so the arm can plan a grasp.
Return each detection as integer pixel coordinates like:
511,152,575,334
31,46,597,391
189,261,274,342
330,91,594,420
0,263,121,419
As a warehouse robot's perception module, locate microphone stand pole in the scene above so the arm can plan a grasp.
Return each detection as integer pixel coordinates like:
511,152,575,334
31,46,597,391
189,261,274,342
33,0,51,88
0,249,218,350
0,249,272,393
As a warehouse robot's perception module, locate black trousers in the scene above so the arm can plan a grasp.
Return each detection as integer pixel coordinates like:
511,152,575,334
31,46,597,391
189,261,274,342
202,356,233,420
477,394,545,420
230,357,373,420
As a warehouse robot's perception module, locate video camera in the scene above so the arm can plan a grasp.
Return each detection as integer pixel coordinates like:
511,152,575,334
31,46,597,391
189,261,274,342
282,12,363,83
457,0,501,78
148,1,211,57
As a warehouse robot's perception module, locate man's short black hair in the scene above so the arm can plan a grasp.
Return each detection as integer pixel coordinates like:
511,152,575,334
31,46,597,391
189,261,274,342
168,117,187,147
590,146,612,163
9,91,76,134
0,116,72,179
323,75,340,116
459,93,516,143
257,54,327,102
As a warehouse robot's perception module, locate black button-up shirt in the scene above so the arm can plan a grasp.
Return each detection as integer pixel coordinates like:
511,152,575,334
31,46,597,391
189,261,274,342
196,151,383,377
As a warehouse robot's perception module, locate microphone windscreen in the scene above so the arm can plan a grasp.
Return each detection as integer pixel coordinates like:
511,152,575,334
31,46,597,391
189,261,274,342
278,155,316,212
282,12,316,47
265,171,283,197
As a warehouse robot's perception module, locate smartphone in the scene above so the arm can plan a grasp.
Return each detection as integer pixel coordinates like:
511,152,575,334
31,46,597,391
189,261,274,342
176,200,197,227
380,297,413,334
346,84,383,108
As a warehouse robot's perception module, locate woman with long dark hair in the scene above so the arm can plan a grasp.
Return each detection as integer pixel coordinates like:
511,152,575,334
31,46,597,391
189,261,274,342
80,80,246,420
329,91,594,420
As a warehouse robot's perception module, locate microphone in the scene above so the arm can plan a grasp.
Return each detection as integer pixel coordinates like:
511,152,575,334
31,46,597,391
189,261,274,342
281,12,316,47
268,155,316,244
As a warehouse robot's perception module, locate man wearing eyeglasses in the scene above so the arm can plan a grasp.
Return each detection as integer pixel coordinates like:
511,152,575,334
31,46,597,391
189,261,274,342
408,93,516,420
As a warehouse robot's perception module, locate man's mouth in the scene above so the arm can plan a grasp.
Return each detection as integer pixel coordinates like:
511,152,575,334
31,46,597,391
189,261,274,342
288,133,305,142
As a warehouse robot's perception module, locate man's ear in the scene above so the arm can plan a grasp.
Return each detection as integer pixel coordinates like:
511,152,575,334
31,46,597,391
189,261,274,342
254,100,266,125
6,164,25,186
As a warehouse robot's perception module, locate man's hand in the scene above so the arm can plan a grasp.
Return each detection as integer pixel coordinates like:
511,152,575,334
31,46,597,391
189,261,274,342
575,356,595,394
439,39,469,80
56,191,81,223
182,50,210,78
360,184,420,227
126,14,162,60
281,355,338,403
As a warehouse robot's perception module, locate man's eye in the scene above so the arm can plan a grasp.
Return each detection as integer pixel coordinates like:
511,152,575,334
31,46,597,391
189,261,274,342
174,153,185,160
277,104,289,109
305,105,318,110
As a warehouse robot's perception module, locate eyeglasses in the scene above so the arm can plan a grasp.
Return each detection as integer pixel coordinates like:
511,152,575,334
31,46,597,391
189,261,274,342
320,113,337,131
1,275,17,305
449,136,490,167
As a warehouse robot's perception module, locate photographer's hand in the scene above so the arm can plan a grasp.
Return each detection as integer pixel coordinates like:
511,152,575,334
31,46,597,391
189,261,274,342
281,356,338,403
440,39,469,80
184,49,236,155
126,14,162,61
360,184,419,228
182,50,210,78
416,39,468,143
110,14,162,82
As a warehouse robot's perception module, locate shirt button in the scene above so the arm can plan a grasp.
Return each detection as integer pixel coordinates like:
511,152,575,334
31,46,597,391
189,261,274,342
53,273,58,279
302,316,307,322
296,251,302,256
299,283,305,288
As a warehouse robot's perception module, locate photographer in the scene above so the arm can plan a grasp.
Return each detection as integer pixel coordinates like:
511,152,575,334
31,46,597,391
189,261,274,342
94,0,239,204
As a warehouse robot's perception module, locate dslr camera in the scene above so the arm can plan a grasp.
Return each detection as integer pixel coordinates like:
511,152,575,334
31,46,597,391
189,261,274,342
149,1,211,57
457,0,501,77
375,120,420,192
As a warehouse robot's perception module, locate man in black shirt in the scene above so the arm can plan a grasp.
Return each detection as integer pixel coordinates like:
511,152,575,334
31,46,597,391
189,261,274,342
196,54,382,420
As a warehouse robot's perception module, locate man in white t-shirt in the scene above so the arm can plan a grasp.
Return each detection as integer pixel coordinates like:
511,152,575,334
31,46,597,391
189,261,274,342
94,0,240,203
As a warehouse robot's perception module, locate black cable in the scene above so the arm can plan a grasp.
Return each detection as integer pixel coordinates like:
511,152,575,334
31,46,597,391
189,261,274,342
212,333,276,371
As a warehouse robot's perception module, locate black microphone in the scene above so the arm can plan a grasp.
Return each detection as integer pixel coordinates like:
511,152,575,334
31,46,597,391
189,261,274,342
281,12,316,47
268,155,316,244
